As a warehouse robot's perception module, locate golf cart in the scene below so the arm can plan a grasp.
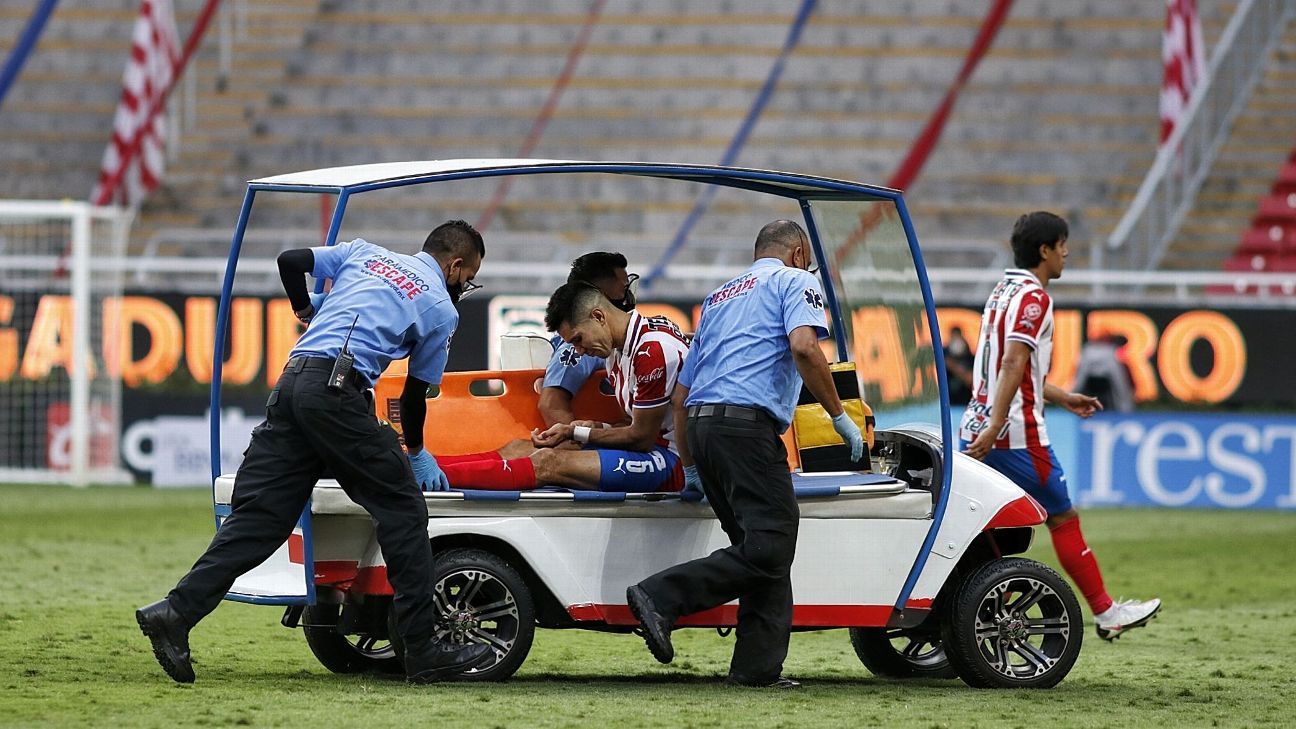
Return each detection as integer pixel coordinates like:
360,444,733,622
209,160,1084,688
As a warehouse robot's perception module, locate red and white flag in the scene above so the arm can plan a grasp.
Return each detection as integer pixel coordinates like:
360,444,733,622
1160,0,1207,145
91,0,180,207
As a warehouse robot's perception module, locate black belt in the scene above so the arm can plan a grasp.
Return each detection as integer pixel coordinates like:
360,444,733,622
285,355,370,390
687,404,769,422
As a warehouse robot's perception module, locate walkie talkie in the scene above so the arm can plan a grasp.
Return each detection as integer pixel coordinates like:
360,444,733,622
328,315,359,390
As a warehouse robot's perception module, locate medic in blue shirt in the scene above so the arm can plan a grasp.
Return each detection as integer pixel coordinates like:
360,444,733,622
136,221,493,686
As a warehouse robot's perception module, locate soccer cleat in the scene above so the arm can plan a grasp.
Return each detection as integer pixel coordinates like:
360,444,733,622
1094,597,1161,641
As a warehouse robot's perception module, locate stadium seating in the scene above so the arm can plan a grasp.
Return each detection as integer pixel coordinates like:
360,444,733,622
0,0,1262,286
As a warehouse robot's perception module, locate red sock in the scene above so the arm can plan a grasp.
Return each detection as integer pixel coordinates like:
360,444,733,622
441,457,537,490
1049,516,1113,614
434,451,503,466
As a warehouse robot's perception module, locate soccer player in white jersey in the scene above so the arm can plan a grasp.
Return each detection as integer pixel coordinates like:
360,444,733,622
428,282,692,493
960,212,1161,641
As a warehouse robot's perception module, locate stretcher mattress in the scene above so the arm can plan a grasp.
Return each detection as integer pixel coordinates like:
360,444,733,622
214,472,934,520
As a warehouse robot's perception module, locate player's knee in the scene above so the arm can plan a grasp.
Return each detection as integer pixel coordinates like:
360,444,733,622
529,448,560,481
1046,508,1080,531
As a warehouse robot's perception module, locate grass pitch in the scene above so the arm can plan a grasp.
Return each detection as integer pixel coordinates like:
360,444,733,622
2,484,1294,728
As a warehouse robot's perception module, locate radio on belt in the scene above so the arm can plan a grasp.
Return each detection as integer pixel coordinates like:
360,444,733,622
328,315,360,390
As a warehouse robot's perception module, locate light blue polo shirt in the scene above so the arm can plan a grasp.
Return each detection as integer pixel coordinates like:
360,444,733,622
543,337,603,395
680,257,829,431
290,238,457,386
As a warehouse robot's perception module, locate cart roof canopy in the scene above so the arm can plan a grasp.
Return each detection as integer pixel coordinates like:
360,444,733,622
248,159,899,200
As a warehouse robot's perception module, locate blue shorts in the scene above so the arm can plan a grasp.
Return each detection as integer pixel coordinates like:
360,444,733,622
593,444,683,493
961,441,1072,516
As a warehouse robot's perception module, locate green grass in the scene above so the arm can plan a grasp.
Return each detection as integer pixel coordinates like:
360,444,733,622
2,484,1294,728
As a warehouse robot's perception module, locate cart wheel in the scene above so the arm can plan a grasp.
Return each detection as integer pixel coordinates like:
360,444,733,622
389,548,535,682
302,603,403,675
941,557,1083,689
849,626,957,679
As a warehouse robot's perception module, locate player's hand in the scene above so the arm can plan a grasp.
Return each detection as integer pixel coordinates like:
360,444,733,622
680,464,706,502
531,423,572,448
1063,392,1103,418
962,430,996,461
830,411,865,464
408,449,449,492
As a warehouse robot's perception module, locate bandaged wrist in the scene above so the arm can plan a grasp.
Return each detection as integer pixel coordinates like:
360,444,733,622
572,425,592,443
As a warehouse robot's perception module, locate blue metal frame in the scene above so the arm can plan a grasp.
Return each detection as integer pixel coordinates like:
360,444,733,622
798,198,849,362
210,160,950,614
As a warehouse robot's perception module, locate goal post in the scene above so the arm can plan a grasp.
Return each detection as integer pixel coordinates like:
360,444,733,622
0,200,134,486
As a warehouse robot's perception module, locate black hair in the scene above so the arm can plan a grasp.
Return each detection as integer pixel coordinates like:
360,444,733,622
567,251,627,284
422,219,485,260
1010,212,1068,269
544,281,604,332
753,219,808,256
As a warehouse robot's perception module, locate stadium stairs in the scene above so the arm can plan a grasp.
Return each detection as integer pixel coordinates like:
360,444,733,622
0,0,1243,287
1161,7,1296,287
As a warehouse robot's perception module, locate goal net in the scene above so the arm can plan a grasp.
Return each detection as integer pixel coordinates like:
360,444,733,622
0,201,134,486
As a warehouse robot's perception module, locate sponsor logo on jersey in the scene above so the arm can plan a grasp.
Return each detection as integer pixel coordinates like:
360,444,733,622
637,366,665,385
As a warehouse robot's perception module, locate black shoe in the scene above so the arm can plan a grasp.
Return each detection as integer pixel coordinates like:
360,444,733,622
135,599,195,684
405,639,494,684
724,674,802,689
625,585,673,664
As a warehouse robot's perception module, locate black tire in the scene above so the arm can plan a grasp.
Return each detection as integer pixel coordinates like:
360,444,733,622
389,548,535,682
941,557,1083,689
302,602,403,675
849,626,957,679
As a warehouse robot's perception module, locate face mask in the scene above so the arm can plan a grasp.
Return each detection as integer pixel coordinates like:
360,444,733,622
447,280,464,304
614,288,636,312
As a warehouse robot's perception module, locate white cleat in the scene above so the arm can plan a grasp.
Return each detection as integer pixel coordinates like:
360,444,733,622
1094,597,1162,641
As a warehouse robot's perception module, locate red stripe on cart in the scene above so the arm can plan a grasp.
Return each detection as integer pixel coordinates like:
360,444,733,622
566,601,931,628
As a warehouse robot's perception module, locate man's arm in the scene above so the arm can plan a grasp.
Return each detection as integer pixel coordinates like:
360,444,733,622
276,248,314,317
399,375,431,453
791,325,865,463
964,340,1030,460
790,326,844,417
671,385,693,467
1044,381,1103,418
538,387,577,427
532,404,668,452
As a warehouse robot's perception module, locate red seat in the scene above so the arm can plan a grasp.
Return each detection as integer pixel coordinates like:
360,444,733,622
1238,227,1284,255
1275,162,1296,196
1209,254,1269,296
1254,194,1296,224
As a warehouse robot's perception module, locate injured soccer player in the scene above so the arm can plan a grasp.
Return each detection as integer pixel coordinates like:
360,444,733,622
433,282,693,493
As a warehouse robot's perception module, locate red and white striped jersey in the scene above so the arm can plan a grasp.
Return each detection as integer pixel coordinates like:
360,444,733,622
608,312,690,452
958,269,1055,449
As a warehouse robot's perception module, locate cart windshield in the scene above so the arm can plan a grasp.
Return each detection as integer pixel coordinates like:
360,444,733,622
806,199,944,432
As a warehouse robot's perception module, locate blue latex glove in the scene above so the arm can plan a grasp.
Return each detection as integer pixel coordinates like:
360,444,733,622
680,464,705,502
408,449,449,492
309,291,328,314
831,411,865,464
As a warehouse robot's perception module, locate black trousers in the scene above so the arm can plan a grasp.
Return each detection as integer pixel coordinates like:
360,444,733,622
638,410,800,682
167,360,438,645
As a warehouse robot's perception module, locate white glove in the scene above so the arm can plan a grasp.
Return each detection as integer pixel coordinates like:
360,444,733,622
831,411,865,464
